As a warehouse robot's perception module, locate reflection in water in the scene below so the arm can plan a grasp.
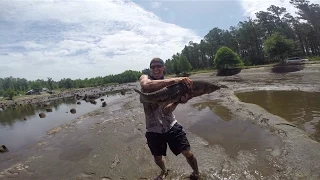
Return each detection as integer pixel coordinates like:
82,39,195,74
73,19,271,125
192,101,232,121
236,91,320,142
189,101,281,157
0,97,77,126
182,101,282,177
0,94,121,153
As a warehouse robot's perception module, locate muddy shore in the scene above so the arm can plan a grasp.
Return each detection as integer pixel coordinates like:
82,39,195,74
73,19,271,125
1,64,320,180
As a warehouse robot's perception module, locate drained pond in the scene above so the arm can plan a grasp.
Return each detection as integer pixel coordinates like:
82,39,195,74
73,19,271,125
236,90,320,142
0,93,121,153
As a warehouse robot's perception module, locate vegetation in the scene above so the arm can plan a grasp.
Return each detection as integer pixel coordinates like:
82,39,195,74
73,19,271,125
1,0,320,99
214,46,244,70
162,0,319,72
0,70,142,98
264,32,295,63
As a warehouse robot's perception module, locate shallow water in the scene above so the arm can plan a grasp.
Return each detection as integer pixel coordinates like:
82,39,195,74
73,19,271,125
175,100,282,178
0,93,121,153
236,91,320,142
189,101,282,158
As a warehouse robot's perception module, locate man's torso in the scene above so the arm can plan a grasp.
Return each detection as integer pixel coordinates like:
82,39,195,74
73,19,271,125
141,75,177,133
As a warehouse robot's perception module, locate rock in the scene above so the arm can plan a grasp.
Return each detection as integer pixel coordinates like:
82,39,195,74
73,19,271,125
102,102,107,107
77,102,81,105
0,145,9,153
90,100,97,105
23,117,27,120
43,103,50,107
70,108,76,114
39,113,46,118
46,108,53,112
101,99,104,101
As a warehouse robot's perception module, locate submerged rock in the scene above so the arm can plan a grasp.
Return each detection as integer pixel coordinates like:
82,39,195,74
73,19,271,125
70,108,76,114
0,145,9,153
39,113,46,118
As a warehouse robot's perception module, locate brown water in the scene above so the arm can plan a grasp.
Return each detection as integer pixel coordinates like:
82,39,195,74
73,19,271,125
188,101,282,157
236,91,320,142
0,93,121,153
175,101,282,178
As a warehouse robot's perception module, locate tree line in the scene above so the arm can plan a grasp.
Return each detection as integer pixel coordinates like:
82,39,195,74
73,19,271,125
163,0,320,74
0,70,142,98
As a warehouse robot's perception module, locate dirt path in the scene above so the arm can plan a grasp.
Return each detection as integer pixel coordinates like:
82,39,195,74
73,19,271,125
1,64,320,180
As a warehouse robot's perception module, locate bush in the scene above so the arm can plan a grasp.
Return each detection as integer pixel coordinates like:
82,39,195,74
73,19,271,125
264,32,294,63
214,46,244,70
5,88,16,100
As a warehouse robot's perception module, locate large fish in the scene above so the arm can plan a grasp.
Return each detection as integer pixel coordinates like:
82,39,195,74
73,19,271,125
134,80,227,106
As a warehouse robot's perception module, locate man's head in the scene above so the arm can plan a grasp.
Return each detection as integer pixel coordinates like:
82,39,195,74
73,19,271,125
149,57,166,79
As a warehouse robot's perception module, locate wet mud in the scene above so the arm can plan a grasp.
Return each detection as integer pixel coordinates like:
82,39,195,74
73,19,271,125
0,64,320,180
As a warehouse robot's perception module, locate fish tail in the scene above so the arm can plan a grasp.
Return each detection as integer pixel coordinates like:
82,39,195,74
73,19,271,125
133,88,142,94
133,88,148,102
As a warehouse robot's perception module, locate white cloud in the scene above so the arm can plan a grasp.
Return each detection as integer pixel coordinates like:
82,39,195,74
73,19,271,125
240,0,320,18
0,0,201,81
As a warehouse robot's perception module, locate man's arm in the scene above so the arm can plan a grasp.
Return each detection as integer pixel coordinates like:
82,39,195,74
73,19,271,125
139,74,183,93
163,94,192,115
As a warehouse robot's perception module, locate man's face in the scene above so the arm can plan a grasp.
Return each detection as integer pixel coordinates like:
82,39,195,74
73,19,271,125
150,62,165,79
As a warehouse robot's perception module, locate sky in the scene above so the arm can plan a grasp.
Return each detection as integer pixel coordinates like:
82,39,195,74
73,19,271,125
0,0,319,81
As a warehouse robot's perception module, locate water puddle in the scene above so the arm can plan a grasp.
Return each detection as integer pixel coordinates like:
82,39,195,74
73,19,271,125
0,93,121,153
189,101,281,157
175,101,282,178
236,91,320,142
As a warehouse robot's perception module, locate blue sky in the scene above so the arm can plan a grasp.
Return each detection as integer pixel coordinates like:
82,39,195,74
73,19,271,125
1,0,318,81
132,0,246,37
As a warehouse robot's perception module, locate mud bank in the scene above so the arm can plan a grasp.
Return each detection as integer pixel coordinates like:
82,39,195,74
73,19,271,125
1,64,320,180
0,83,131,110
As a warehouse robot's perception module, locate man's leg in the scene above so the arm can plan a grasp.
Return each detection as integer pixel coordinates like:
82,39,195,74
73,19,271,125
154,156,168,178
182,150,199,177
146,132,168,179
167,123,200,178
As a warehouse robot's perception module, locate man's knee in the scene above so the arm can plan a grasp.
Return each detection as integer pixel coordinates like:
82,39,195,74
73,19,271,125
182,149,193,158
154,155,163,162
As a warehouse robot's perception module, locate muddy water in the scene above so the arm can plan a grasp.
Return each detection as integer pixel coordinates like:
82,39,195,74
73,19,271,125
175,101,282,178
236,91,320,141
0,93,121,153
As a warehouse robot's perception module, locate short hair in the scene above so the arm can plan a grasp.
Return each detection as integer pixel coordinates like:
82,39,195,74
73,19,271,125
150,57,164,67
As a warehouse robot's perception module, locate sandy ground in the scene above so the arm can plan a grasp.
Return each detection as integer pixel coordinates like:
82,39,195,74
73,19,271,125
1,64,320,180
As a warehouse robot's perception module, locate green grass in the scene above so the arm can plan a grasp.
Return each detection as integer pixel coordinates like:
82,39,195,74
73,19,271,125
306,56,320,61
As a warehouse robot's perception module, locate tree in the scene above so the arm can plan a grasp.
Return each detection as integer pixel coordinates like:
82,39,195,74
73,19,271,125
214,46,244,70
264,32,295,63
5,88,15,100
179,55,192,73
47,77,54,90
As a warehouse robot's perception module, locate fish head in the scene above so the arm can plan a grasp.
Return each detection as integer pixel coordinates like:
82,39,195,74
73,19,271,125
192,81,228,96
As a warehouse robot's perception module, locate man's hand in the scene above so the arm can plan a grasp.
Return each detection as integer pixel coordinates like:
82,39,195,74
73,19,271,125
173,77,193,92
178,77,193,89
